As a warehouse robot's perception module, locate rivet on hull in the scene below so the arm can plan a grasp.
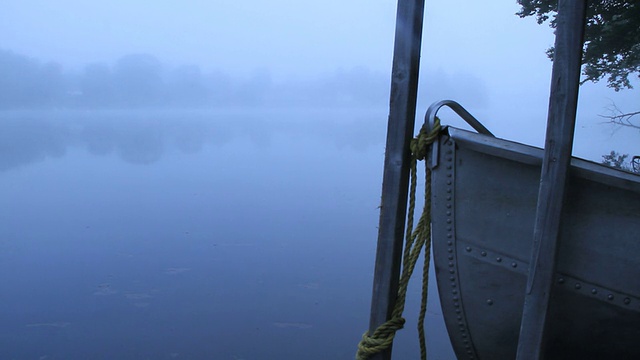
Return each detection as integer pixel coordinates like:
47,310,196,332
439,139,476,360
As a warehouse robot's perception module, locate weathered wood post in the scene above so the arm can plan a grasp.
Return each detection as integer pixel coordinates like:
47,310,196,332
367,0,425,359
516,1,587,359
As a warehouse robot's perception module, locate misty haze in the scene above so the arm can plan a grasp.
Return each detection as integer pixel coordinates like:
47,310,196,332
0,50,391,110
0,48,457,358
2,1,637,359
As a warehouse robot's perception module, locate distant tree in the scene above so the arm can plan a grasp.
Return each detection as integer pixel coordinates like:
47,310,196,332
80,63,115,106
517,0,640,91
0,50,42,108
205,71,235,106
0,50,28,106
37,61,65,106
113,54,164,107
235,68,272,106
165,65,210,107
0,50,67,108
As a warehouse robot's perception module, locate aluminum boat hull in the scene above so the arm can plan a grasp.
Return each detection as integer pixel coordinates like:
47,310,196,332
431,127,640,359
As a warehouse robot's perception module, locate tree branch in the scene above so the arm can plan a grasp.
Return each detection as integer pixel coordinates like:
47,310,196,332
598,102,640,129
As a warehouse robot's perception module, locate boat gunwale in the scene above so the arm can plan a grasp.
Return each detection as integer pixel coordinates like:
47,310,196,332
444,127,640,193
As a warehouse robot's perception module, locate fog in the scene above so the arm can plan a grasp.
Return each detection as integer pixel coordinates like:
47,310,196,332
0,108,458,359
0,1,638,359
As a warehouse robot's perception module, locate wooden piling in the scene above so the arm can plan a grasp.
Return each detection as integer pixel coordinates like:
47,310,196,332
516,1,587,359
367,0,425,359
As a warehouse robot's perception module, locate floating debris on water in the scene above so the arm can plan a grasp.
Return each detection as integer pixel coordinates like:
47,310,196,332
272,322,312,329
165,267,191,275
298,282,320,290
94,283,117,296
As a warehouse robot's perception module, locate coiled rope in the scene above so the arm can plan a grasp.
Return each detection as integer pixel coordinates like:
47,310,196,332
356,117,441,360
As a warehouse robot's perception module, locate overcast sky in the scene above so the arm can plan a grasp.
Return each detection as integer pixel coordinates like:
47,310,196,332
1,0,637,160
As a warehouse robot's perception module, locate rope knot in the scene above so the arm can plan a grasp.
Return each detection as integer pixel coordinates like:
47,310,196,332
410,118,441,161
356,317,406,360
356,116,441,360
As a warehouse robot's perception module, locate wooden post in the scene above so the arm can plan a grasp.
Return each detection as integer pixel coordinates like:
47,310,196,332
367,0,425,359
516,1,587,359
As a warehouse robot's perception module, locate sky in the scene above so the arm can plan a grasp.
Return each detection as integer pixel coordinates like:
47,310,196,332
0,0,637,161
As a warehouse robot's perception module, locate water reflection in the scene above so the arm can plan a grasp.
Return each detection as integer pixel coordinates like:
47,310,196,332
0,108,454,359
0,108,387,171
0,116,70,171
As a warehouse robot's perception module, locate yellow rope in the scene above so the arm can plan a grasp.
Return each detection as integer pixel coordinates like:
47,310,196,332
356,118,441,360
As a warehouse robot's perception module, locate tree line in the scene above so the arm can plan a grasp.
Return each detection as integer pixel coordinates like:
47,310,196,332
0,50,388,109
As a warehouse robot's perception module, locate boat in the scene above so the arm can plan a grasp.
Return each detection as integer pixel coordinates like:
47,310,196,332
427,101,640,359
362,2,639,359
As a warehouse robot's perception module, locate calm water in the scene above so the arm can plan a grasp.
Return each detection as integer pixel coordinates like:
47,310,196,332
0,108,454,359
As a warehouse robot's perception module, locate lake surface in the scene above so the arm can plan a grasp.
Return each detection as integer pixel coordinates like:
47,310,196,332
0,108,455,359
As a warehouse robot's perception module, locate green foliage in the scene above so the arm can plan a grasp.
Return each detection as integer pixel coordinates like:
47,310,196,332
517,0,640,91
601,150,638,172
